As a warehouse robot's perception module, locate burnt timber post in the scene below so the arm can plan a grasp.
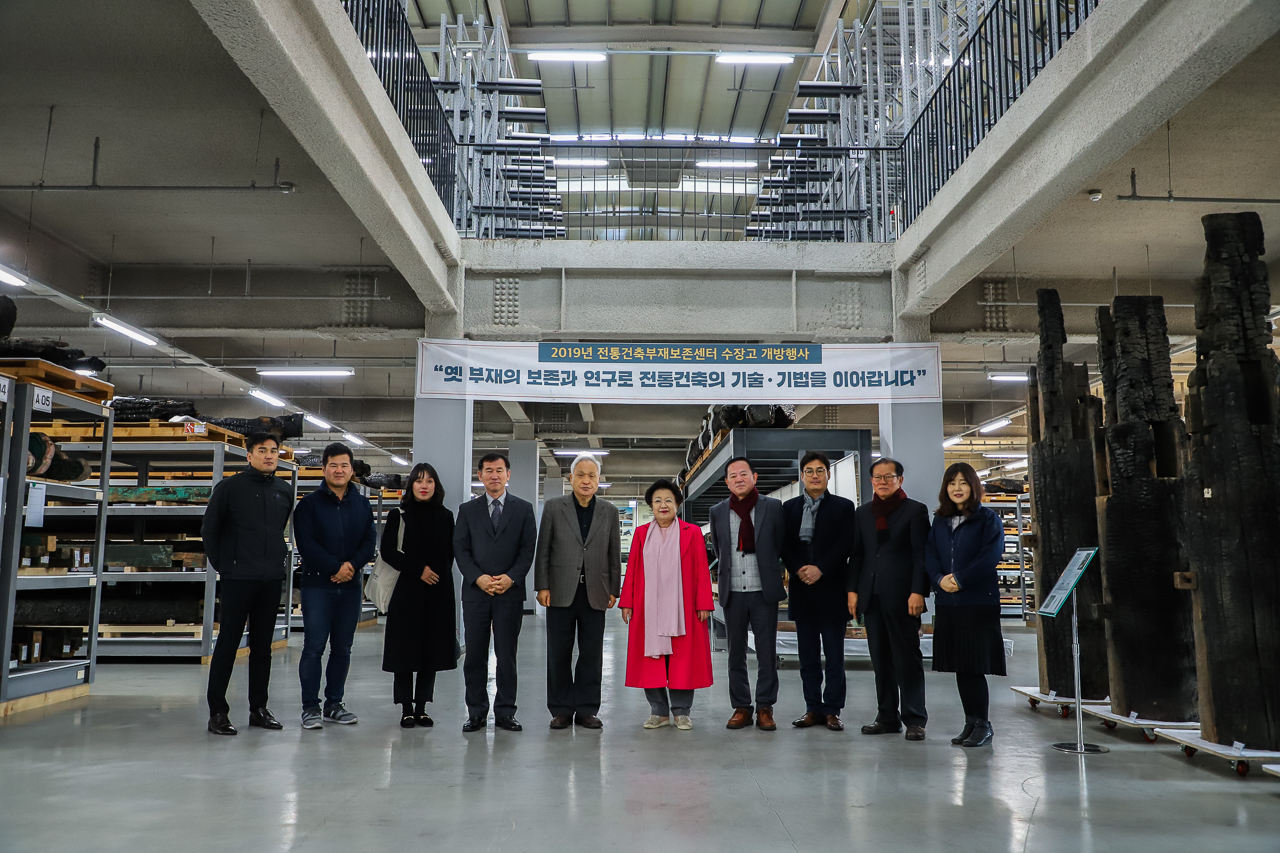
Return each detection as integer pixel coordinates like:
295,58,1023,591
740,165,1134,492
1095,296,1198,721
1027,288,1109,699
1181,212,1280,749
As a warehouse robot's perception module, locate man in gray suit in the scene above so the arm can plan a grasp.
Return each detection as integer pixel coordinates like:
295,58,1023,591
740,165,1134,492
454,451,538,733
709,456,786,731
535,453,621,730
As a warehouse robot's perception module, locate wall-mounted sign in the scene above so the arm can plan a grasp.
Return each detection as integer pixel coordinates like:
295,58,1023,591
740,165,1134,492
417,339,942,404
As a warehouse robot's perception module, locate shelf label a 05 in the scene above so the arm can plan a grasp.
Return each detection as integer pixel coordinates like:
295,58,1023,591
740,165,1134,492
31,385,54,413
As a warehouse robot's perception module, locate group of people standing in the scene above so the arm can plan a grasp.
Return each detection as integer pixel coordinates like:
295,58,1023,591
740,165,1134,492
201,432,1007,749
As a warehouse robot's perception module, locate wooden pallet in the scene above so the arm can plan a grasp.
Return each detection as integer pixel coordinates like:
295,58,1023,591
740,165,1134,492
1009,685,1110,718
1153,728,1280,778
1081,705,1199,743
36,419,296,460
98,624,203,638
0,359,114,403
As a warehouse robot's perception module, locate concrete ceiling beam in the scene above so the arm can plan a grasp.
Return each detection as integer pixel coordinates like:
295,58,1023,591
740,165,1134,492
438,24,818,53
894,0,1280,322
190,0,462,314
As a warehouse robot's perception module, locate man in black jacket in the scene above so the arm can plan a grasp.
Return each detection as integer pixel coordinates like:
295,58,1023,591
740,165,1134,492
454,452,537,732
293,442,376,730
781,451,856,731
847,457,932,740
203,432,295,735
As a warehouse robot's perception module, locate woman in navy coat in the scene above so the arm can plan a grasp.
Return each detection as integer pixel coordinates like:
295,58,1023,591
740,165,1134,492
925,462,1007,748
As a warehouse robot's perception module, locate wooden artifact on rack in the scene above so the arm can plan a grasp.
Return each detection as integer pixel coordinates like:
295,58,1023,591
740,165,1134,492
1180,212,1280,750
1027,289,1109,699
0,358,114,402
1094,296,1198,722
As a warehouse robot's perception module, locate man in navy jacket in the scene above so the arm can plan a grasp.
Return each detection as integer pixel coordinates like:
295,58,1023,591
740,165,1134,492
293,442,376,729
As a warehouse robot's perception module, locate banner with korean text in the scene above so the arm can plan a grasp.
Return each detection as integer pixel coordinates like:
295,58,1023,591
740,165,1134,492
418,340,941,404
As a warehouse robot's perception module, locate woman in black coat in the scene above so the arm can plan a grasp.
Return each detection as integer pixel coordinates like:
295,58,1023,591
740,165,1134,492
925,462,1007,748
381,462,457,728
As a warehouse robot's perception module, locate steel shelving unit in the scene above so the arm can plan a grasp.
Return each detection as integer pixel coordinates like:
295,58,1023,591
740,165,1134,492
58,440,298,658
984,495,1034,617
0,381,113,703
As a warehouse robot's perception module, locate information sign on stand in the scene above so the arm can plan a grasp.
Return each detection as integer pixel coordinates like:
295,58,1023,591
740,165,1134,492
1040,547,1108,755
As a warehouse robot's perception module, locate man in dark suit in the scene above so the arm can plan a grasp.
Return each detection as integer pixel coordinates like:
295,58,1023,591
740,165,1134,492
453,451,538,732
709,456,786,731
534,452,621,730
781,451,857,731
847,457,932,740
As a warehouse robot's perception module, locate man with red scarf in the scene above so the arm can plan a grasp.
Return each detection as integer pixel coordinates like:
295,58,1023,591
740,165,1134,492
709,456,786,731
847,457,932,740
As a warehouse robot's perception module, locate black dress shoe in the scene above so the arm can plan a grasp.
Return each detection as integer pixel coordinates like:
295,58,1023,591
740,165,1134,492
462,717,486,732
401,714,417,729
550,715,573,729
248,708,283,730
861,720,902,735
416,713,434,728
208,713,237,736
952,719,976,745
905,725,926,741
575,713,603,729
961,720,993,747
495,716,523,731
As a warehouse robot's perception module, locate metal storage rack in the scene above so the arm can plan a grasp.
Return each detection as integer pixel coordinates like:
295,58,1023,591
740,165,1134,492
0,380,113,704
984,494,1033,617
56,440,298,658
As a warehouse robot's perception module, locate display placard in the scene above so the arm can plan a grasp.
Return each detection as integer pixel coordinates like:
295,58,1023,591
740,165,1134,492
1038,548,1098,617
31,385,53,413
27,481,47,528
417,339,942,404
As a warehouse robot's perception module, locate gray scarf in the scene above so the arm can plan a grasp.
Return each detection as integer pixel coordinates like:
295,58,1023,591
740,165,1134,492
800,492,823,543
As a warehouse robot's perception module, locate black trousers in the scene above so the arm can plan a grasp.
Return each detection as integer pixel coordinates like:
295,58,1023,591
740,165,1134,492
545,581,606,717
463,594,523,719
863,594,928,727
795,612,847,716
723,590,779,710
207,578,282,716
393,670,437,710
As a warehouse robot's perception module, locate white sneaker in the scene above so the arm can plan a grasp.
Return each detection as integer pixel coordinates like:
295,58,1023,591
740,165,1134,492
643,715,671,729
323,704,358,725
301,708,323,730
674,715,693,730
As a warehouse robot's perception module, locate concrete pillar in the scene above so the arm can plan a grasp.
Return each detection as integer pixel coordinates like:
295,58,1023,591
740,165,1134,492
544,477,565,501
877,401,944,504
508,439,540,613
413,394,473,644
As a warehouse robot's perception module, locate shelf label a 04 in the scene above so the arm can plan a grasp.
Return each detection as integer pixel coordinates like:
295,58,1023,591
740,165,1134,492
0,375,9,403
31,385,53,413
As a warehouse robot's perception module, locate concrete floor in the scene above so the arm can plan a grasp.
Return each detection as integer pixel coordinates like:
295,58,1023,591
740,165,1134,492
1,617,1277,853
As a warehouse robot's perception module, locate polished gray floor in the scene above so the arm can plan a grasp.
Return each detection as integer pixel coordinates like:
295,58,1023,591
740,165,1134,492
1,616,1277,852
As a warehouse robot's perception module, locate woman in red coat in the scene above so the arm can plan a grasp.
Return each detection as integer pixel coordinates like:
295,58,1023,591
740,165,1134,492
619,479,714,731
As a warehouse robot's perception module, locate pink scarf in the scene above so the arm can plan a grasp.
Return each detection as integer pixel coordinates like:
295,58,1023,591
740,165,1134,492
642,520,685,658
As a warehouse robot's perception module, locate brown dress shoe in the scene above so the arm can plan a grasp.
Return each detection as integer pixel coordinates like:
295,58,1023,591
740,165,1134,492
826,715,844,731
726,707,753,729
756,707,777,731
905,725,926,741
549,715,573,729
792,712,823,728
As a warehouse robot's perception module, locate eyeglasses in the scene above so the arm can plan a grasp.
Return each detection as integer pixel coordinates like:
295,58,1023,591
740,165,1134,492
871,474,900,483
801,467,828,476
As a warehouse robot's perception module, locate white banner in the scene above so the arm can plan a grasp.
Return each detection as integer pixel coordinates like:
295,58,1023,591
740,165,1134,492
417,339,941,404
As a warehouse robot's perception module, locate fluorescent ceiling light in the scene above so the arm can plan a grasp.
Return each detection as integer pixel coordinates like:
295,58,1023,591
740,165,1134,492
304,414,332,430
552,449,610,456
527,51,606,62
74,368,98,377
983,452,1028,459
942,436,963,447
598,482,612,488
978,417,1013,433
871,452,881,458
629,500,638,507
1004,460,1029,470
92,313,158,347
343,433,365,446
716,53,794,65
987,372,1029,382
390,456,409,466
696,160,754,169
554,158,609,168
257,368,355,378
249,388,287,407
0,265,28,287
472,481,484,488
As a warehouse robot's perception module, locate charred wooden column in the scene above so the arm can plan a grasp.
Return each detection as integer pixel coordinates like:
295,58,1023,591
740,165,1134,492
1181,212,1280,749
1095,296,1198,721
1027,289,1109,699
